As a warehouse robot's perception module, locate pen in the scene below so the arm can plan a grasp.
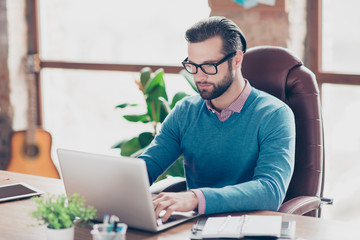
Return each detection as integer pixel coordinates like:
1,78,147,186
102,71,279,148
103,214,109,223
107,222,114,233
218,215,231,232
103,214,109,231
113,221,118,232
191,219,206,234
107,215,119,232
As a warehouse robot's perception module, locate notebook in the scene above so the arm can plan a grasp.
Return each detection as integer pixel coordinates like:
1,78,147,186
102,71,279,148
57,148,198,232
200,215,282,238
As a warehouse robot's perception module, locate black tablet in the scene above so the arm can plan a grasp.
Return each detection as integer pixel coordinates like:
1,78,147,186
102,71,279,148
0,182,44,203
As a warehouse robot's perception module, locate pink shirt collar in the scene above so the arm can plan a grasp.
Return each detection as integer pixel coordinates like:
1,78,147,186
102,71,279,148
206,79,252,122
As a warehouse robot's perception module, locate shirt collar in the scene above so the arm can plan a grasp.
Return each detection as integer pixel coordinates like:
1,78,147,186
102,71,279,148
206,79,252,114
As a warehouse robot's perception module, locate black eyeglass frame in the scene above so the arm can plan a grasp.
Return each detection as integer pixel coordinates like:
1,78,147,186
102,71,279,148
182,52,237,75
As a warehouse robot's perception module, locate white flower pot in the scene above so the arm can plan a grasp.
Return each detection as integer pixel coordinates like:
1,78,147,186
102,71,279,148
46,225,74,240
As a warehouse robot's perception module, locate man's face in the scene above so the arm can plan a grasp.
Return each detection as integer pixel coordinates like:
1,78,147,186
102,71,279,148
187,36,234,100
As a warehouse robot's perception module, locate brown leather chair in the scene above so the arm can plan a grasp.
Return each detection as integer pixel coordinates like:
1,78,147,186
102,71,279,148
242,46,332,217
152,46,332,217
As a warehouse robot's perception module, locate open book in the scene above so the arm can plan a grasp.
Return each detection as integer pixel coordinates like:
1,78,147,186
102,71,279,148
200,215,282,239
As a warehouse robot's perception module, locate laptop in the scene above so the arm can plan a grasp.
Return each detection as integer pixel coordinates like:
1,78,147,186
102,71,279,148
57,148,198,232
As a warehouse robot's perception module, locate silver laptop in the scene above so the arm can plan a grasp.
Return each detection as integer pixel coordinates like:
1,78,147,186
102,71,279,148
57,148,198,232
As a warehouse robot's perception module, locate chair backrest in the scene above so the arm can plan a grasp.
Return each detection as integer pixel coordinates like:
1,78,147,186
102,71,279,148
241,46,324,202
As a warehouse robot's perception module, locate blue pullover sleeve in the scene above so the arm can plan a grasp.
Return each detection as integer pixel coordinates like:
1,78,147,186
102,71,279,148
139,101,183,184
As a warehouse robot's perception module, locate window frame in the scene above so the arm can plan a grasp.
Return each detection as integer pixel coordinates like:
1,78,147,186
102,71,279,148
28,0,183,126
29,0,360,125
308,0,360,86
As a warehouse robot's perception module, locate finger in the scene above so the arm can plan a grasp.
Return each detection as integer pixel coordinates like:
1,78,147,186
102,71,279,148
152,193,160,200
161,205,177,222
152,192,167,202
152,193,167,209
154,199,173,218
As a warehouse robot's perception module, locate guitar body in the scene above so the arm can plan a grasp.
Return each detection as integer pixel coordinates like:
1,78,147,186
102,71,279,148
7,129,60,179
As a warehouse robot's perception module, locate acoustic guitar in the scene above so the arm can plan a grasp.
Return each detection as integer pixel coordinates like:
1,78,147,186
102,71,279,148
6,54,60,179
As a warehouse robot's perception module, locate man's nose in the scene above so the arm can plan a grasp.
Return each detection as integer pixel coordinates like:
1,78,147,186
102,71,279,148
194,68,208,80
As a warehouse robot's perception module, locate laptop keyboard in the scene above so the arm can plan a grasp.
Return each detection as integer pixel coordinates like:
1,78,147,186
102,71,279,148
157,211,190,226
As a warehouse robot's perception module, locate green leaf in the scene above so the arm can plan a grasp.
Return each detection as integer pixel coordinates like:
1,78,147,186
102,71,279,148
170,92,189,109
115,103,138,109
145,69,168,101
120,137,141,156
140,67,152,90
165,156,185,177
159,101,169,123
146,101,155,122
138,132,154,148
154,100,161,123
155,156,185,182
123,114,150,123
111,140,127,149
159,104,169,123
146,86,167,123
158,97,171,114
180,69,198,93
146,85,167,103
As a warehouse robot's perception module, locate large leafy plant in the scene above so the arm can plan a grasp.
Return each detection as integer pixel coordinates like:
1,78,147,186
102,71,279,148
113,67,196,180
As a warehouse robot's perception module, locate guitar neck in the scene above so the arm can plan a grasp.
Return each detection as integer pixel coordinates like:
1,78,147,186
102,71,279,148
26,73,38,146
25,54,41,146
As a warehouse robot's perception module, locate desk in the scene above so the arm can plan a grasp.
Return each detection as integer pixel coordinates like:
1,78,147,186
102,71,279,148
0,170,356,240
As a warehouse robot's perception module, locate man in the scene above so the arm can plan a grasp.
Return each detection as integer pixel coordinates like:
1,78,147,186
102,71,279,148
139,16,295,222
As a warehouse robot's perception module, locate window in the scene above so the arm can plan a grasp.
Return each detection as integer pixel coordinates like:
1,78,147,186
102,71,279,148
37,0,210,165
39,0,210,66
321,0,360,74
40,69,194,156
309,0,360,223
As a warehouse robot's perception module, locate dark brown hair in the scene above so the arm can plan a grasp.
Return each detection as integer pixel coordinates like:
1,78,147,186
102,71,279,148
185,16,247,55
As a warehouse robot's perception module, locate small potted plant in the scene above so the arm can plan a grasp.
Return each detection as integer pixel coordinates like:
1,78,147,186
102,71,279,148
30,193,97,240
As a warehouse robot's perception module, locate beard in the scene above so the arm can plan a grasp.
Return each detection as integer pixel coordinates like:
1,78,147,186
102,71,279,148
196,65,234,100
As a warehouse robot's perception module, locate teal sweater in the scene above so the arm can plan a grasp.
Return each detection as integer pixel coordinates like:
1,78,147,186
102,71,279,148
140,88,295,214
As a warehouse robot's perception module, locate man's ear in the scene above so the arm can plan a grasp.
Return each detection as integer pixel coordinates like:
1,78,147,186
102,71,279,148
234,50,244,68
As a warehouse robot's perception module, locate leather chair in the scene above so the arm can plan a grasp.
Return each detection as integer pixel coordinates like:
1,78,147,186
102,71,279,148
242,46,332,217
151,46,332,217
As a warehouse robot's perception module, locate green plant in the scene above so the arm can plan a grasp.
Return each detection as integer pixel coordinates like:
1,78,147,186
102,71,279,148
30,193,97,229
113,67,196,180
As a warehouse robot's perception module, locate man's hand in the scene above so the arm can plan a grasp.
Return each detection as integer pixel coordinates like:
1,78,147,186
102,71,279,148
152,191,198,222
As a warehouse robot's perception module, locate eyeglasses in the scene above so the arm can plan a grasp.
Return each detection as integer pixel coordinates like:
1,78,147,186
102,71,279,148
182,52,236,75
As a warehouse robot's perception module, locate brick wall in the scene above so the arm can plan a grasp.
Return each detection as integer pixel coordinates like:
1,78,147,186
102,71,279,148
0,0,13,169
0,0,27,169
209,0,307,60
